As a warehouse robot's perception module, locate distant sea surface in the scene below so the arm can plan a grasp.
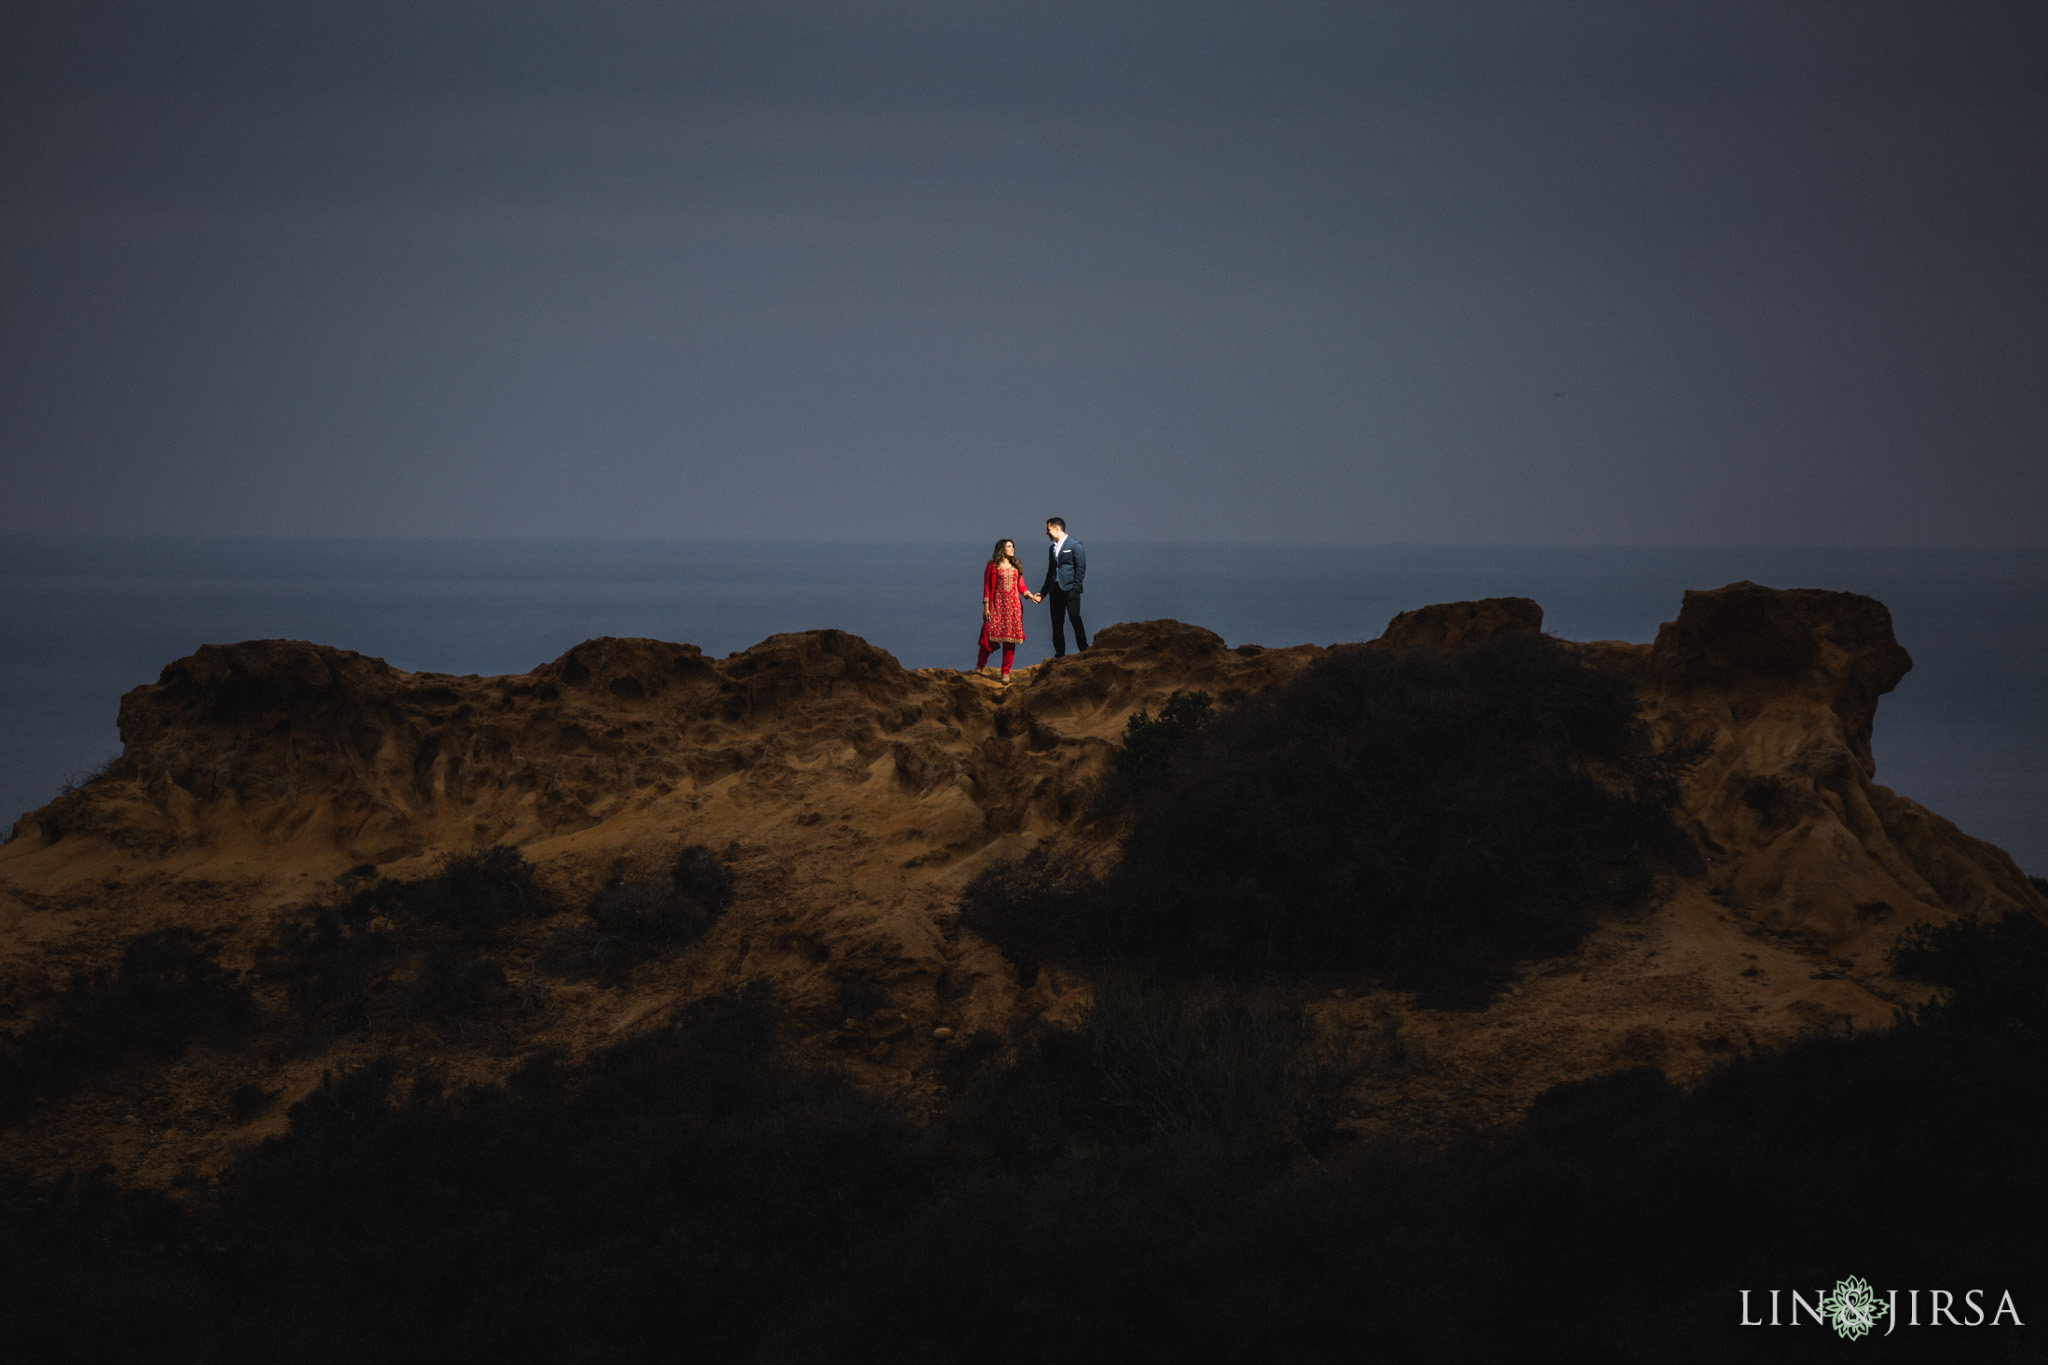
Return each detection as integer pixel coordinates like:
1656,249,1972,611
2,538,2042,873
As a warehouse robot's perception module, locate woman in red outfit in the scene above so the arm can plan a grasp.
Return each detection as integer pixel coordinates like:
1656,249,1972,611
978,539,1041,680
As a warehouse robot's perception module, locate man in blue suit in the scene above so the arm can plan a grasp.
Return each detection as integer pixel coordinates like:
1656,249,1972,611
1040,516,1088,657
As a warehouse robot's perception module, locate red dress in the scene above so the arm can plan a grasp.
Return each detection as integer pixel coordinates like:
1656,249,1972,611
980,562,1029,649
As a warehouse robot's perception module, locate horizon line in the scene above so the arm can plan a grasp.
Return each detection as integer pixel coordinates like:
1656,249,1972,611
4,533,2044,552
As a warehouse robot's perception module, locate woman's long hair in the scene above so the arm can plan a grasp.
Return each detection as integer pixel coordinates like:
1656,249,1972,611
987,539,1022,571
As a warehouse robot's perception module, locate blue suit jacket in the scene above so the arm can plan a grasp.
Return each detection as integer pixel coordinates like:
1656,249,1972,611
1042,538,1086,594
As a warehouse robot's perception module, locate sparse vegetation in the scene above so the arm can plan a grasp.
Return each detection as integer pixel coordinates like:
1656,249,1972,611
0,929,252,1121
56,753,121,797
258,845,557,1036
1888,909,2048,1043
967,633,1694,1005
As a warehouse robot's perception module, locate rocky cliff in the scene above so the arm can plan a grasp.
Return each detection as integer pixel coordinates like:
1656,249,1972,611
0,583,2039,1178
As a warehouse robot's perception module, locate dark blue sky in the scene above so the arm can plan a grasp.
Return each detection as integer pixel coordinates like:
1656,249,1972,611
3,2,2043,543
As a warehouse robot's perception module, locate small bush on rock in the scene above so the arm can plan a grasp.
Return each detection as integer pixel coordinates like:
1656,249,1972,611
1112,689,1214,787
376,845,553,938
588,844,736,948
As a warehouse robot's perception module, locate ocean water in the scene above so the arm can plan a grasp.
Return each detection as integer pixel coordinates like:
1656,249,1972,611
2,538,2042,873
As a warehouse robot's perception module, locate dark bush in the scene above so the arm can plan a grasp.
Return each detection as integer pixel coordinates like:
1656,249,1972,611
834,975,889,1022
671,843,737,912
0,1170,223,1358
587,844,734,948
228,1082,278,1122
273,1055,403,1162
1888,909,2048,1044
257,902,395,1033
967,633,1691,1005
587,877,669,939
396,949,509,1019
373,845,553,938
193,981,927,1361
0,929,253,1119
1112,689,1214,786
954,844,1106,986
946,973,1357,1161
1079,976,1353,1147
258,845,555,1036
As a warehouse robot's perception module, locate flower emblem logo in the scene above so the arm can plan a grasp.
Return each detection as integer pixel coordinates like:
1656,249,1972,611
1820,1275,1889,1341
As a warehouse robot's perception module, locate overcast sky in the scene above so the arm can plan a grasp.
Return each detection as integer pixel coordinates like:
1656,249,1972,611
2,2,2043,544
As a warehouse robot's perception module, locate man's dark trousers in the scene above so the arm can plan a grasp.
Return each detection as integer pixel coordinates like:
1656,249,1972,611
1048,587,1087,656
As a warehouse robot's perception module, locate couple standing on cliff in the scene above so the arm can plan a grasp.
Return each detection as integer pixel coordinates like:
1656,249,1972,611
976,517,1088,681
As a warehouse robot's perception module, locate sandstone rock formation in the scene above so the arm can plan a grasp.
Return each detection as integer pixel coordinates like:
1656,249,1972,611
13,623,1305,867
1374,595,1543,650
1644,582,2033,940
1,585,2040,1176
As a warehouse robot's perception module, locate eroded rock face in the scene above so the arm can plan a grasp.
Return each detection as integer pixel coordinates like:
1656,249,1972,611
1374,596,1543,650
8,623,1320,868
1636,582,2035,949
30,636,731,858
1647,581,1912,775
